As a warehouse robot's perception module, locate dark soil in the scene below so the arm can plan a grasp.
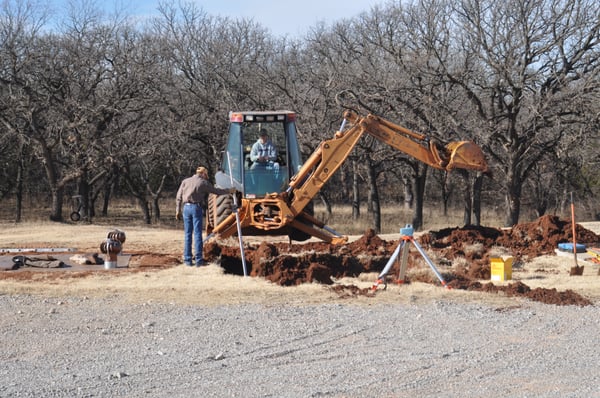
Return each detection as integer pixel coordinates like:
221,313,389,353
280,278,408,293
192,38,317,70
206,215,599,306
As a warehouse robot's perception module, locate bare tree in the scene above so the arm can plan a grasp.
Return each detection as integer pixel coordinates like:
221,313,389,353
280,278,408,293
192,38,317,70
303,2,487,230
0,0,52,220
0,1,130,221
3,0,599,230
454,0,600,225
152,3,278,167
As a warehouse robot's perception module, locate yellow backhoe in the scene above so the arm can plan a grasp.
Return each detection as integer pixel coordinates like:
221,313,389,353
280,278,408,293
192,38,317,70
206,110,489,244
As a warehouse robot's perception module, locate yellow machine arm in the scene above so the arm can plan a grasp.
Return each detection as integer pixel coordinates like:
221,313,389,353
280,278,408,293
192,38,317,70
286,110,489,219
210,111,489,244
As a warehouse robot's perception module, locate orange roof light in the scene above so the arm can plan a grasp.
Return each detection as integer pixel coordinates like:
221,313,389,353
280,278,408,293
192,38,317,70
229,112,244,122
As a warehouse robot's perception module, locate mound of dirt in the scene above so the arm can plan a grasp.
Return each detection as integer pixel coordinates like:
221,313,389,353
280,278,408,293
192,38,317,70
420,215,599,263
204,229,395,286
207,216,599,306
497,215,599,258
445,275,593,306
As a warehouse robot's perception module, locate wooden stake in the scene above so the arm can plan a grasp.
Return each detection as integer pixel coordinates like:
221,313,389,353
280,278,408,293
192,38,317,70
568,192,585,276
571,192,578,267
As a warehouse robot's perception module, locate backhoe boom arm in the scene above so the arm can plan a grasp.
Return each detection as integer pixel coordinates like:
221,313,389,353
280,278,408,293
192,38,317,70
287,111,488,216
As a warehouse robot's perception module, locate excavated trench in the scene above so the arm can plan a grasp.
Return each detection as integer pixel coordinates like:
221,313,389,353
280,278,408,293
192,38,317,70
205,215,599,306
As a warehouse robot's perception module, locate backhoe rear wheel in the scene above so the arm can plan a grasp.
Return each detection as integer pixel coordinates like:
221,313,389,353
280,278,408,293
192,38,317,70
206,193,233,234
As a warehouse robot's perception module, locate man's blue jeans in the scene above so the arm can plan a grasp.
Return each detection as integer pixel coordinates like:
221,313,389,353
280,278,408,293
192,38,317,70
183,203,203,265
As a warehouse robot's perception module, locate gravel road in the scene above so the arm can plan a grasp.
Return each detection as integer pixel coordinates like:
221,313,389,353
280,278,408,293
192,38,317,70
1,294,599,397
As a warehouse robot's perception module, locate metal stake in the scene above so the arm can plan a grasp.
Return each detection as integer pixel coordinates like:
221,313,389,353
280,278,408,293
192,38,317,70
227,151,248,277
570,192,578,267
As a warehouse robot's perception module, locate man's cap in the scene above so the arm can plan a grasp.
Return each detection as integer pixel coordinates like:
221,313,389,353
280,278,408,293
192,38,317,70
196,166,208,175
259,129,268,136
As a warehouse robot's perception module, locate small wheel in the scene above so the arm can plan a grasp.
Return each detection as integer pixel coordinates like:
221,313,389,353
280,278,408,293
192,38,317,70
70,211,81,222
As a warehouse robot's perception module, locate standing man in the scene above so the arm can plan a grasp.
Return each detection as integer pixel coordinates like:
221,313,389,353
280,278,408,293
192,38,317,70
176,166,235,266
250,129,278,169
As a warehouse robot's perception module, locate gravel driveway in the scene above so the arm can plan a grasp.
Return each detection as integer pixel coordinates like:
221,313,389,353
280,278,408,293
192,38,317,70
1,294,599,397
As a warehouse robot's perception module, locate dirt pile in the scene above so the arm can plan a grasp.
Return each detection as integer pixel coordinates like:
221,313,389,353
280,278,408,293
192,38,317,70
206,215,599,306
444,276,593,306
420,214,600,265
204,236,389,286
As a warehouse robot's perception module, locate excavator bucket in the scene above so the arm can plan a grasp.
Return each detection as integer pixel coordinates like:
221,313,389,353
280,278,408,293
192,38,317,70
444,141,489,173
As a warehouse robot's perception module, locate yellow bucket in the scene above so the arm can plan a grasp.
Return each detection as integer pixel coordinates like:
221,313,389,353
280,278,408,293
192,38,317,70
490,257,512,281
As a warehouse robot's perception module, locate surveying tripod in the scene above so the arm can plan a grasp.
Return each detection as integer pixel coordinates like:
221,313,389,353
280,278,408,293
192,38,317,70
372,224,449,290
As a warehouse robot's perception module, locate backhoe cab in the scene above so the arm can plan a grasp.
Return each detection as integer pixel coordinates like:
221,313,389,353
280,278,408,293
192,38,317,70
206,111,307,239
216,111,303,197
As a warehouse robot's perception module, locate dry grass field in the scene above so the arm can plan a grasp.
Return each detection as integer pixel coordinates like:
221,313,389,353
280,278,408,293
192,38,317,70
1,208,599,307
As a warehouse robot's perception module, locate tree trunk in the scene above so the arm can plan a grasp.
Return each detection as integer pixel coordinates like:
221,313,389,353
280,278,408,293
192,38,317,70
15,153,23,223
411,164,427,231
40,141,64,222
102,165,120,216
123,166,152,224
137,196,151,224
152,198,160,221
102,174,116,217
128,189,151,224
458,170,472,225
441,173,450,216
366,159,381,233
50,186,64,222
534,190,548,218
505,171,522,227
318,192,332,215
147,174,166,222
339,164,349,204
102,185,111,217
89,188,100,218
352,159,360,220
78,171,91,222
87,170,107,219
472,172,484,226
403,176,413,210
463,186,472,226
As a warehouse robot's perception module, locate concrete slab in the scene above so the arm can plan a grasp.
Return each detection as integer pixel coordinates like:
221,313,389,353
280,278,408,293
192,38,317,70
0,253,131,272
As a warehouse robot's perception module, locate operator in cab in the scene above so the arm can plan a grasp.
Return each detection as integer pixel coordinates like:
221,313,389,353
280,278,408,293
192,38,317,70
250,129,278,169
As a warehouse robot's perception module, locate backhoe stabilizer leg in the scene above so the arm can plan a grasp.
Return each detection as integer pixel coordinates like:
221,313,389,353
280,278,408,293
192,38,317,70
208,213,239,241
288,219,348,244
296,211,345,239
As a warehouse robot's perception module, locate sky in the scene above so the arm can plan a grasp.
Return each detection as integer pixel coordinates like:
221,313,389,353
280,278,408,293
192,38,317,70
48,0,382,38
194,0,381,37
